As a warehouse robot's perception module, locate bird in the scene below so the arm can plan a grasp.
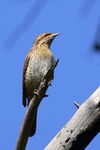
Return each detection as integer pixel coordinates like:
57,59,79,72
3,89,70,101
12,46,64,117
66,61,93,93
22,33,59,136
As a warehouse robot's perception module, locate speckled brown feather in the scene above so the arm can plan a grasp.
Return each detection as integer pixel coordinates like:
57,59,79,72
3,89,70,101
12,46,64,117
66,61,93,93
22,33,59,136
22,51,32,107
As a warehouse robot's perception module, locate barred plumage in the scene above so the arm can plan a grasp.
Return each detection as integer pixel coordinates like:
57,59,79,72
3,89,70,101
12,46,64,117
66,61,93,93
22,33,59,136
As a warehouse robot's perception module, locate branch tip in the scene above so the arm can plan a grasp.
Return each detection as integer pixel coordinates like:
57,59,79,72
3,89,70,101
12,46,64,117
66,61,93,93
74,101,80,108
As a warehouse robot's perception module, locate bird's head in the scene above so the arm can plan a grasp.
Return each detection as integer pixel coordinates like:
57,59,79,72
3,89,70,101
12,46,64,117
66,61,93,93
35,33,60,48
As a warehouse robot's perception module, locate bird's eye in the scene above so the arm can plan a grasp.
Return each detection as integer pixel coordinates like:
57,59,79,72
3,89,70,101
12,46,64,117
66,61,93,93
36,33,52,43
44,33,51,37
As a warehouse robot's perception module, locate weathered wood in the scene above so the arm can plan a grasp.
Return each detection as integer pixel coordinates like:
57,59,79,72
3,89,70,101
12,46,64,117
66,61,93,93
44,87,100,150
15,59,59,150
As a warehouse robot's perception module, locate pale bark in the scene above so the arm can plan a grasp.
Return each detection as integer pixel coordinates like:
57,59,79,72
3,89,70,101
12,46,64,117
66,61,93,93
44,87,100,150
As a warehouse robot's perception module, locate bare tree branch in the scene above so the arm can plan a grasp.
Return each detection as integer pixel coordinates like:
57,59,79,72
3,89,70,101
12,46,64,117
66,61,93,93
74,101,80,108
15,59,59,150
44,87,100,150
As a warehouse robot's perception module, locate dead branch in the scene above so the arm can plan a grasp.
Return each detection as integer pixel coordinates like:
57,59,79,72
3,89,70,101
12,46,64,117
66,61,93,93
15,59,59,150
44,87,100,150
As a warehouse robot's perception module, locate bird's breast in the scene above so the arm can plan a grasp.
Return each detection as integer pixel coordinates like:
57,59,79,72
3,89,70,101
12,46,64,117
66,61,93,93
25,50,54,99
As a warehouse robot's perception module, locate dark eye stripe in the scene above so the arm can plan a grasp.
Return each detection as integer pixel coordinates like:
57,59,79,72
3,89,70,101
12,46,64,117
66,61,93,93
35,33,52,43
44,33,51,37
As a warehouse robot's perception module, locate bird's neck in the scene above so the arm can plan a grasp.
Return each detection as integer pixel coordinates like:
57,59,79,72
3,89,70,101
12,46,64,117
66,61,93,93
34,42,50,50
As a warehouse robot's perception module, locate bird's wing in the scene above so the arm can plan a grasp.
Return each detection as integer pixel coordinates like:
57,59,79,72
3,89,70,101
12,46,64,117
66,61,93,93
22,54,31,107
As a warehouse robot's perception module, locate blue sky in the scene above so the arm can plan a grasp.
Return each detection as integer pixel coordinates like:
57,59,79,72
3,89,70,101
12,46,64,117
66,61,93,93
0,0,100,149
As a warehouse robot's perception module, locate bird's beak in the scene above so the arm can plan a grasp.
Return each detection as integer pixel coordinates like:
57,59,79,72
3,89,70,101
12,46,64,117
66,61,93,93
47,33,60,47
52,33,60,37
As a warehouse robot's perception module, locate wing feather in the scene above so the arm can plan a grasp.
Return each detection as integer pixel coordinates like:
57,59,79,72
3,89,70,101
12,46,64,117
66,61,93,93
22,54,31,107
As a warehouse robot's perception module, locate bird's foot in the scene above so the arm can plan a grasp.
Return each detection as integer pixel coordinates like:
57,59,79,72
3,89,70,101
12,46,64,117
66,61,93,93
34,89,39,96
34,89,48,98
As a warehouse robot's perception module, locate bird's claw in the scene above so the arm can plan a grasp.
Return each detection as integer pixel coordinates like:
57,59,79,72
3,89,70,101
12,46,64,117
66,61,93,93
34,89,39,96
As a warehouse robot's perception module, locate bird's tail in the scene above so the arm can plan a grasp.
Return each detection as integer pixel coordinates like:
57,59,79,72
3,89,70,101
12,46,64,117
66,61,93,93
29,110,37,137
